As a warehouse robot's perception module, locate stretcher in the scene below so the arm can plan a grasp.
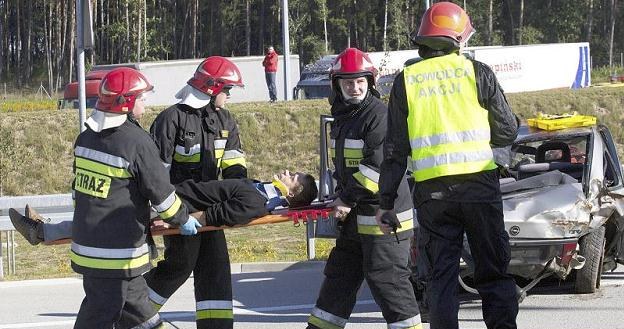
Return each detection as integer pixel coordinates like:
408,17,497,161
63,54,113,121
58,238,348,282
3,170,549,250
42,201,334,245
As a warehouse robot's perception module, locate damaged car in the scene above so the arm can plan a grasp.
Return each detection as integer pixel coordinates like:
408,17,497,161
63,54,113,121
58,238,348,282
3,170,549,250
317,115,624,296
457,122,624,296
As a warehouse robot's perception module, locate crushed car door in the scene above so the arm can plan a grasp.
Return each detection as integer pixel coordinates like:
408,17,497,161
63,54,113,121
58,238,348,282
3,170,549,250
598,125,624,268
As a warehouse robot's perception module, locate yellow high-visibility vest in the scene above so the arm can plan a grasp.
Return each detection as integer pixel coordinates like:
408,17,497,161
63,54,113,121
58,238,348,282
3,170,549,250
403,53,496,182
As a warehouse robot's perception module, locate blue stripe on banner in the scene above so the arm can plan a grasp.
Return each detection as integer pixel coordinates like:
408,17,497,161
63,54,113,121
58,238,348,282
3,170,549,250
572,46,589,89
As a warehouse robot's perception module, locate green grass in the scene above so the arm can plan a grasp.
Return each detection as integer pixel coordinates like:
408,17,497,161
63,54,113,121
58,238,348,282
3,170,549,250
2,87,624,280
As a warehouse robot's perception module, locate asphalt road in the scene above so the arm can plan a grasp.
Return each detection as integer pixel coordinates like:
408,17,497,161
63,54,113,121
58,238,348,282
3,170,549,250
1,263,624,329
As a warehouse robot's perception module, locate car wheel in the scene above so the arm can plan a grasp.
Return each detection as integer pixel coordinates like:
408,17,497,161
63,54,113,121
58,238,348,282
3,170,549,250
575,226,606,294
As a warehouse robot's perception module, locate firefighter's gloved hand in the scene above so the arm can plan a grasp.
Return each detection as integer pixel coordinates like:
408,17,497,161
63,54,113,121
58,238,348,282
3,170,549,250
375,209,401,235
180,216,202,235
329,197,351,222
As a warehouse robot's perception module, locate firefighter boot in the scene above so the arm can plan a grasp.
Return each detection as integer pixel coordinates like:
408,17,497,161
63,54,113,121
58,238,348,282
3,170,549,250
25,204,51,223
9,208,44,245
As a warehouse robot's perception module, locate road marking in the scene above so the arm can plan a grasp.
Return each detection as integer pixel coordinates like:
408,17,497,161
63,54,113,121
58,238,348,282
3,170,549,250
237,277,275,283
0,300,378,328
0,320,75,328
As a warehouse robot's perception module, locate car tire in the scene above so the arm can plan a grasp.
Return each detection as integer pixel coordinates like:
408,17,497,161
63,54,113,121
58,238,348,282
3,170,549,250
575,225,606,294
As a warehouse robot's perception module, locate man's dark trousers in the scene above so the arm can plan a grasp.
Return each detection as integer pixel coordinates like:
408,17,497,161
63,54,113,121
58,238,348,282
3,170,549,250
417,199,518,329
265,72,277,101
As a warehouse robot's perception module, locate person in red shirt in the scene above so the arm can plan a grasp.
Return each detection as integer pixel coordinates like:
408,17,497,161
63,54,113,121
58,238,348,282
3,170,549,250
262,46,279,102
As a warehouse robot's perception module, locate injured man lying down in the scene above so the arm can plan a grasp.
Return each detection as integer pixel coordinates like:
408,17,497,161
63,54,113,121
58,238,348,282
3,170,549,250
9,170,318,245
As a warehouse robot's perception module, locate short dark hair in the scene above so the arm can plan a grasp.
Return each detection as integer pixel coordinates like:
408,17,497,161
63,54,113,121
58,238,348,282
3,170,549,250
288,174,318,208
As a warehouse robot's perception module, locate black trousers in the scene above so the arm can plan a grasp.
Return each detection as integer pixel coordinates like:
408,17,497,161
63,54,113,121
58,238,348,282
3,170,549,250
417,199,518,329
307,215,420,328
74,275,162,329
144,230,232,329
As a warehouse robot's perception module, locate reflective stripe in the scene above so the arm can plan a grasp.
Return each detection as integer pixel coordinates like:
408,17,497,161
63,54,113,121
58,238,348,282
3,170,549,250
148,287,168,307
411,149,494,170
196,300,233,310
71,242,149,258
410,129,490,149
75,146,130,169
330,139,364,158
174,144,201,156
358,164,379,182
70,251,150,270
308,307,347,329
75,158,132,178
159,195,182,220
129,313,162,329
357,209,414,235
343,149,363,158
388,315,422,329
214,139,227,149
353,164,380,192
162,162,171,169
221,150,247,169
70,244,150,270
344,139,364,148
173,144,201,163
152,191,176,212
196,300,234,320
152,192,182,220
222,150,245,159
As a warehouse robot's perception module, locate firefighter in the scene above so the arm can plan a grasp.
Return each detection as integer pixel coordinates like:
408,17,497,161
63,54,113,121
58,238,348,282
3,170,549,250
145,56,247,329
307,48,421,329
10,170,318,245
69,67,198,329
377,2,519,329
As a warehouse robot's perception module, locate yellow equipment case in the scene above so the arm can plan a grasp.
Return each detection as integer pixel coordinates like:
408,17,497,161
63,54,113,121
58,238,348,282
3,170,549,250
527,112,597,131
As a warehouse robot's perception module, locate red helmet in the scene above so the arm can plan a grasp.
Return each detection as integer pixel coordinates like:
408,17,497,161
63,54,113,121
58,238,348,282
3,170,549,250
187,56,244,96
330,48,378,83
412,2,474,50
95,68,153,113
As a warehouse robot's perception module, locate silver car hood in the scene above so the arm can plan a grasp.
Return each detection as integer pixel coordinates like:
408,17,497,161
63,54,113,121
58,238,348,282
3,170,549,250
502,172,622,239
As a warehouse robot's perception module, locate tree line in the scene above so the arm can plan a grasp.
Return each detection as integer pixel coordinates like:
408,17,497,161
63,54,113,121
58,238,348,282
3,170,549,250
0,0,621,95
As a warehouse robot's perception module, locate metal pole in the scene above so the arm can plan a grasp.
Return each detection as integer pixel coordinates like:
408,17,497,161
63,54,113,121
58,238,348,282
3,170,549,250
9,231,15,275
281,0,291,101
76,0,87,132
0,232,4,279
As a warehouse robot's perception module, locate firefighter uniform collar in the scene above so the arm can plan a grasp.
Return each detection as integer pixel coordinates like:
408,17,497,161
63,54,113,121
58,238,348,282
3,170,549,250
85,110,128,132
175,85,212,109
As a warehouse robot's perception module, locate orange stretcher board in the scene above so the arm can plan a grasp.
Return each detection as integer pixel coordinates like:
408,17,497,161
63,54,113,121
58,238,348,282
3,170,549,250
42,203,333,246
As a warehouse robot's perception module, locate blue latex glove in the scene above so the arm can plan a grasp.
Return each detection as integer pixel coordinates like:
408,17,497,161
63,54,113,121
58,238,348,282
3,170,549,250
179,216,202,236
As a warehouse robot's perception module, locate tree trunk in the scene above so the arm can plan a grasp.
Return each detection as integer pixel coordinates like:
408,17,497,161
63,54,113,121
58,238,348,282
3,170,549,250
0,1,4,81
322,0,328,53
44,1,53,94
138,0,142,61
488,0,493,45
518,0,524,44
504,0,515,44
192,0,197,57
586,0,594,42
608,0,617,67
383,0,388,51
245,0,250,56
69,0,76,83
15,1,21,86
125,0,130,61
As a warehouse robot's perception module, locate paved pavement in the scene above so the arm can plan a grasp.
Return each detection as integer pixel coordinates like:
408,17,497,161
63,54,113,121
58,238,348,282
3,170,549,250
1,262,624,329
